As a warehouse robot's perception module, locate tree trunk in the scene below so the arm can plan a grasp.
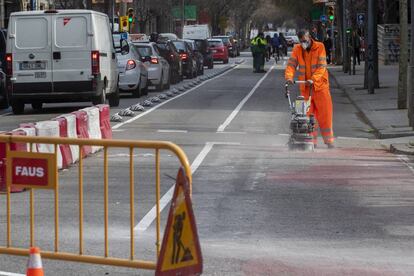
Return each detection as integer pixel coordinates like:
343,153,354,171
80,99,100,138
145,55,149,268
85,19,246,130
398,0,408,109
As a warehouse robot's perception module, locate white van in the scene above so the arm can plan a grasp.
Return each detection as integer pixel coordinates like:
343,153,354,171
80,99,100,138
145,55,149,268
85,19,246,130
183,25,210,40
6,9,119,114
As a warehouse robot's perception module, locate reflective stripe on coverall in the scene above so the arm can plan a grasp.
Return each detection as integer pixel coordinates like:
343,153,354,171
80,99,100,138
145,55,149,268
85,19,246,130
285,40,334,145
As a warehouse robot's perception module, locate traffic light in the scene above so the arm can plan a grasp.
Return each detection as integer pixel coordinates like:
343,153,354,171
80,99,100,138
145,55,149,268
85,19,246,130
327,6,335,21
128,8,134,24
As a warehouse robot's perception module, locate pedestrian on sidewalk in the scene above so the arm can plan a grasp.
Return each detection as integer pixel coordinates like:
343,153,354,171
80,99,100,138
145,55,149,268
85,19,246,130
250,32,267,73
352,30,361,65
323,35,332,64
285,29,335,148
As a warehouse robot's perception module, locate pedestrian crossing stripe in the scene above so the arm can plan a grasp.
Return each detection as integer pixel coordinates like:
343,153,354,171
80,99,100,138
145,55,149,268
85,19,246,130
156,168,203,276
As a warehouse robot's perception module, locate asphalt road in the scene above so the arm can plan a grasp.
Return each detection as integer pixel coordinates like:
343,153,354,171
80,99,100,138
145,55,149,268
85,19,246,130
1,54,414,275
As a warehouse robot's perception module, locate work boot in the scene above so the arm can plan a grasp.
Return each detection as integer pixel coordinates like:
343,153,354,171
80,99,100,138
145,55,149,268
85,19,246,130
327,143,335,149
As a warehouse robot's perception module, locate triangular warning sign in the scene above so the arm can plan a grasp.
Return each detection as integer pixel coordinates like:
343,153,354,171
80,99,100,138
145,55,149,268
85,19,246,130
156,168,203,276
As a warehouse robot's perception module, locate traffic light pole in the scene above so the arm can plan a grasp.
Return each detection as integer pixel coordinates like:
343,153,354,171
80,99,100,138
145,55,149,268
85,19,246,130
181,0,185,38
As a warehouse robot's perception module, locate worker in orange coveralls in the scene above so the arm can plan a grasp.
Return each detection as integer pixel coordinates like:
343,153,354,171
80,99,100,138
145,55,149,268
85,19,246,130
285,29,335,148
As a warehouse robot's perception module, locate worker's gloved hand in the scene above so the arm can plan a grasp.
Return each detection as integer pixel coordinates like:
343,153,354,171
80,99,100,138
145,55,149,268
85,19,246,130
306,79,314,86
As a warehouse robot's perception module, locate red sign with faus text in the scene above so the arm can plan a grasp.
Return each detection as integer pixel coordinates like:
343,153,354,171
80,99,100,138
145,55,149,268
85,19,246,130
12,158,48,186
7,151,56,190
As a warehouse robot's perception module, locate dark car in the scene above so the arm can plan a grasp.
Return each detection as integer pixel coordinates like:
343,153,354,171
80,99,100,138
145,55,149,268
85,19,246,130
213,35,235,57
155,39,182,84
193,39,213,69
171,40,197,79
0,29,7,109
184,39,204,76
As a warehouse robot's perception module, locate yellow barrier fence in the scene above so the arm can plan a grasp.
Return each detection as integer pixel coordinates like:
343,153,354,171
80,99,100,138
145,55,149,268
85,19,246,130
0,135,192,270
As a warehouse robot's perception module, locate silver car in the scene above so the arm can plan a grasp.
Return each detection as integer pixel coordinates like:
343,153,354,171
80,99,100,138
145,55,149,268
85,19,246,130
116,41,149,97
134,42,170,91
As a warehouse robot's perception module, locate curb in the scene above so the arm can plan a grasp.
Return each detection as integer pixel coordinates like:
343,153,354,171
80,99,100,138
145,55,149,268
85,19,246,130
330,70,414,156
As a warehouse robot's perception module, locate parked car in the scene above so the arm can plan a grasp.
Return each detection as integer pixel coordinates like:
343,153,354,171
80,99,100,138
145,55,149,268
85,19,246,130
115,40,148,97
0,29,8,109
172,40,197,79
155,40,182,84
184,40,204,76
134,42,170,91
6,10,119,114
208,39,229,64
193,39,213,69
213,35,235,57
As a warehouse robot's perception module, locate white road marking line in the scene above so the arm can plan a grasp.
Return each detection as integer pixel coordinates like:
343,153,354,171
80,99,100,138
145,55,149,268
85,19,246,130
0,112,12,117
134,142,240,232
112,129,125,132
397,155,414,175
337,136,370,141
283,61,286,66
0,271,25,276
157,129,188,133
216,131,246,134
217,64,275,132
112,65,239,130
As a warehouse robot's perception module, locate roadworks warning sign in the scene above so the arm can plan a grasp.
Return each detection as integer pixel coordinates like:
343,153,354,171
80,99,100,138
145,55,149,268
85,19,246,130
156,168,202,276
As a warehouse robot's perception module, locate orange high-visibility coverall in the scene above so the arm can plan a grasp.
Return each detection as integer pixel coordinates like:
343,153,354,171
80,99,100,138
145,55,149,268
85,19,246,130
285,39,334,145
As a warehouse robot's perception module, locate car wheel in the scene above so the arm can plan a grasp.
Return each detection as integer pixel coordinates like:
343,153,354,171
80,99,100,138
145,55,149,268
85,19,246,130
165,73,171,89
156,73,164,91
208,62,213,69
31,102,43,111
92,86,106,105
0,97,9,109
132,82,141,98
108,86,120,107
11,102,24,115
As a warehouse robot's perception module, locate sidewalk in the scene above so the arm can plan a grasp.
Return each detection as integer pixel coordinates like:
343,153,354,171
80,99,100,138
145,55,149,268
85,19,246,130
329,62,414,155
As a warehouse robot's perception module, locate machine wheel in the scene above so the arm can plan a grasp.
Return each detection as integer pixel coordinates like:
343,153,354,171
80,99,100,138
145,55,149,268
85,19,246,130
156,73,164,91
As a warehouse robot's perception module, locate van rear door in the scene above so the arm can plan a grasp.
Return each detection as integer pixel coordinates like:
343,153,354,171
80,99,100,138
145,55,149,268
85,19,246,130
52,14,92,92
12,15,53,92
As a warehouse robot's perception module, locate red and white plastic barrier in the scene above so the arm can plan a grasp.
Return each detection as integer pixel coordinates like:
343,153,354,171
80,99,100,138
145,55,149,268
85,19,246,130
0,104,113,190
72,110,92,157
57,114,79,163
97,104,112,139
35,121,63,169
53,117,73,169
82,106,102,153
0,129,29,193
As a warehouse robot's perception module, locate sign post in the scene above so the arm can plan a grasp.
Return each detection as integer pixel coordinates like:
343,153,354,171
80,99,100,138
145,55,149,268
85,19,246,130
7,151,57,190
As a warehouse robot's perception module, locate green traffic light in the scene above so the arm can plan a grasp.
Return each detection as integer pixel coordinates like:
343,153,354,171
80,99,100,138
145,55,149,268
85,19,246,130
329,15,334,20
128,17,133,23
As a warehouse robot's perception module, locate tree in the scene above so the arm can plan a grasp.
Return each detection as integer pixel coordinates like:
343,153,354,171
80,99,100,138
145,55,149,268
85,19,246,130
398,0,409,109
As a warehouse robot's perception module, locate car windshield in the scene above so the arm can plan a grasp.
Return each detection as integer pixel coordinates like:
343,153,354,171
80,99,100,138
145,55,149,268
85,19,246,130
208,40,223,47
136,46,153,57
172,41,186,51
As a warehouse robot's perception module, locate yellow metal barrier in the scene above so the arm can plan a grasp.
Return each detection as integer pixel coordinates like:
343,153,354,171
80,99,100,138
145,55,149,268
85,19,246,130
0,135,192,270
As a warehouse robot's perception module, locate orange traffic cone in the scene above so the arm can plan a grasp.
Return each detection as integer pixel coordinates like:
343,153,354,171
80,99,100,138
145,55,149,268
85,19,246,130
26,247,44,276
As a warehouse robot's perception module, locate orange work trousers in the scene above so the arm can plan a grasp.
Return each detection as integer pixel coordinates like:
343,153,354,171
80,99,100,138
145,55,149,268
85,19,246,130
303,88,334,145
